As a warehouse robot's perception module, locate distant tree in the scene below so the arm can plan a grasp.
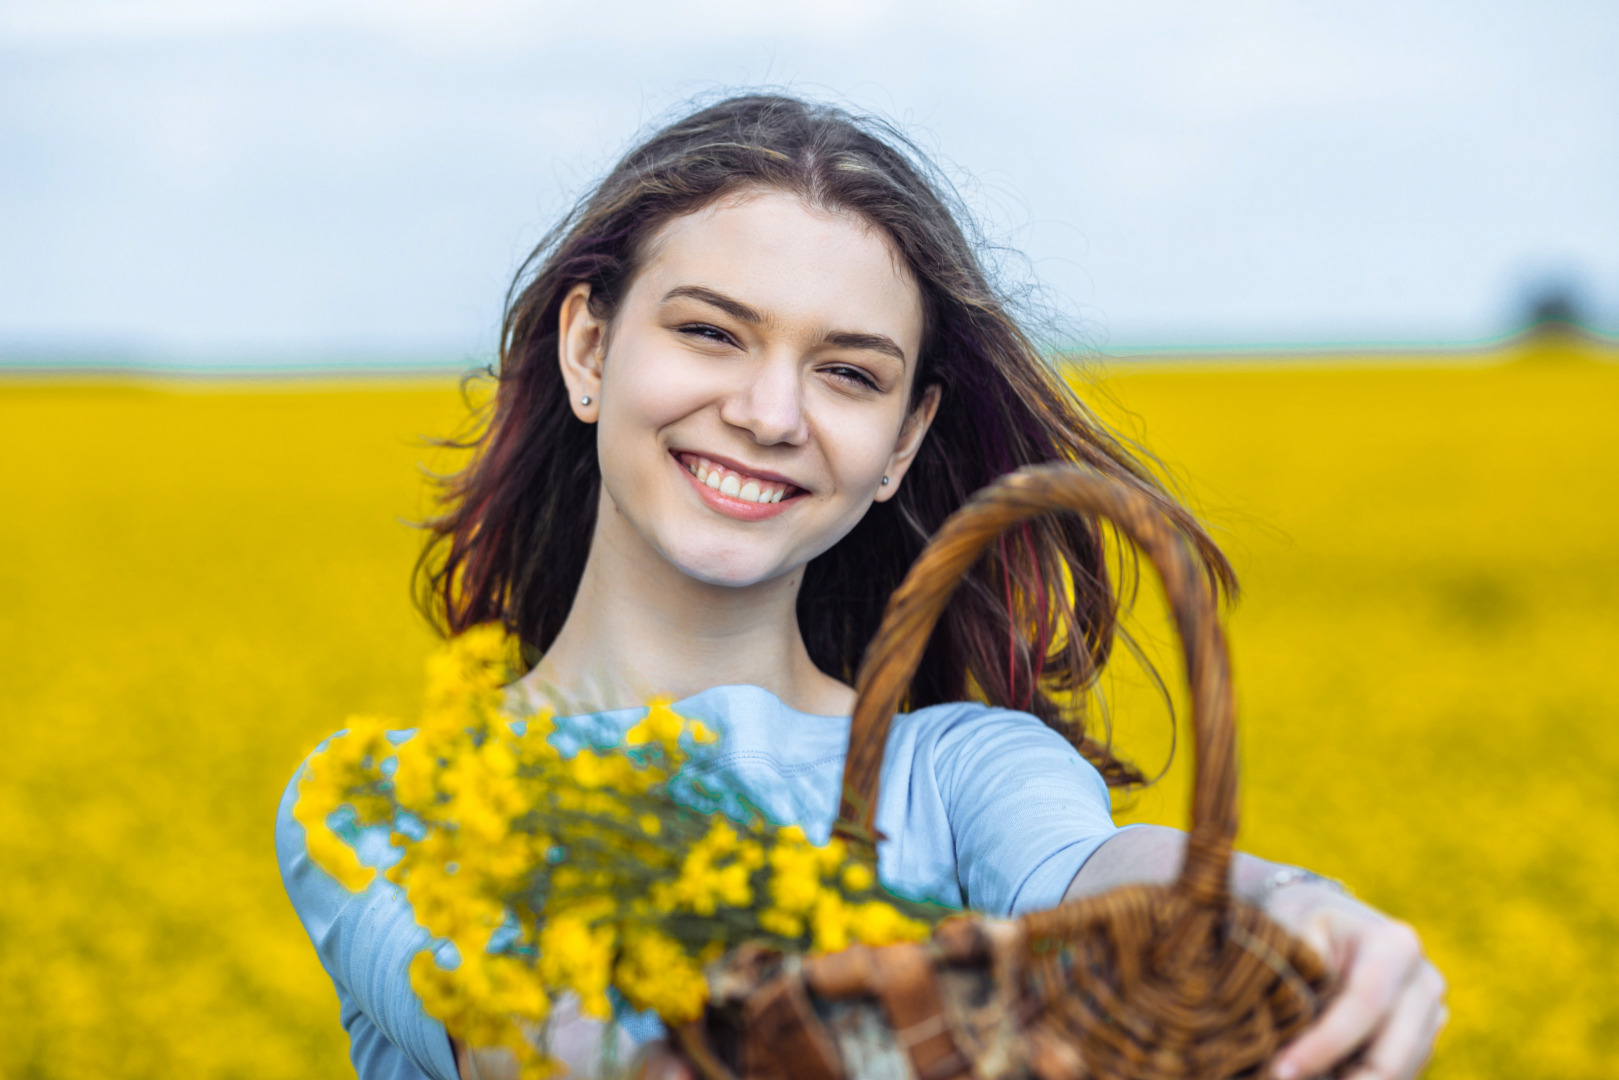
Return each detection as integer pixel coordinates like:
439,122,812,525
1514,282,1596,363
1525,284,1583,331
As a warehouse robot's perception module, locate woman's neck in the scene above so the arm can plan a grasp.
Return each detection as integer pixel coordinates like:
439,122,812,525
519,503,856,718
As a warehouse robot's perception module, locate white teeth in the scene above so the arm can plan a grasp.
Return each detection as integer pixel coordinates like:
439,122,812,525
684,454,795,504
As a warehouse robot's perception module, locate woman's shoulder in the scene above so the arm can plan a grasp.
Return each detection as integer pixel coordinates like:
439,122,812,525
891,697,1076,750
662,685,1080,763
888,699,1111,802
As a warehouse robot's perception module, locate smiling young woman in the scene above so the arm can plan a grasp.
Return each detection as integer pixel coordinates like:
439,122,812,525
276,96,1446,1080
529,189,938,719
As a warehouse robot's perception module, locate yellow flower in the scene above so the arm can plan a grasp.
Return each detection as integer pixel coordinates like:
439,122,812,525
537,916,615,1020
563,749,650,794
814,836,848,875
758,907,804,938
424,623,515,725
841,863,875,892
302,822,376,892
811,890,850,953
767,826,825,917
849,901,930,947
410,950,466,1024
292,716,396,891
624,699,717,759
624,699,683,749
392,733,446,810
614,929,709,1024
650,818,763,916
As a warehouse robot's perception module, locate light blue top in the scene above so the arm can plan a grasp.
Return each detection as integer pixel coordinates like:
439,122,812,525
274,685,1129,1080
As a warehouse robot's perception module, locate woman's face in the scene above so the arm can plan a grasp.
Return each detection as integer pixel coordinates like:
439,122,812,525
559,188,936,589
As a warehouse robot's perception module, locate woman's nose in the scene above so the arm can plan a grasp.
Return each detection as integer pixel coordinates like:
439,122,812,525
720,355,809,446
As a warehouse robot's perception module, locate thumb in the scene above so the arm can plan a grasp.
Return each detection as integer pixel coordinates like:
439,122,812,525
638,1042,696,1080
1291,905,1359,980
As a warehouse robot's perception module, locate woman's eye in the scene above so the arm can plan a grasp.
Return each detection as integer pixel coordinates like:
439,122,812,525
677,323,734,346
824,365,879,391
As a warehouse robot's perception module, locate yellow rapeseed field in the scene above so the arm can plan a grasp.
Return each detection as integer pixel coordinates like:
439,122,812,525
1,342,1614,1078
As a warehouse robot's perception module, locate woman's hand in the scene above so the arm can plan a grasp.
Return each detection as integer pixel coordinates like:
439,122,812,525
450,996,675,1080
1069,827,1447,1079
1263,884,1449,1080
453,1039,693,1080
637,1042,698,1080
454,1037,519,1080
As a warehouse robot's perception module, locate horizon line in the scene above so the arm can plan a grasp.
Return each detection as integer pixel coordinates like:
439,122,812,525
2,322,1614,381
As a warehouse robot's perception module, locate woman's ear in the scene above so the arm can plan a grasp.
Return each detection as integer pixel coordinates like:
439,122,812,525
558,283,606,423
874,384,942,503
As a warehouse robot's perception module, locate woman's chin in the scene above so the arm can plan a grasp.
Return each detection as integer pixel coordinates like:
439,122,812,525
674,558,785,590
659,540,796,590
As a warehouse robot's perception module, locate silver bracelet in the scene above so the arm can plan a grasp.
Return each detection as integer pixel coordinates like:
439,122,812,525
1256,865,1349,910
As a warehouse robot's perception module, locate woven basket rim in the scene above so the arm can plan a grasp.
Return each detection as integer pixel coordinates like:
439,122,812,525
834,463,1238,908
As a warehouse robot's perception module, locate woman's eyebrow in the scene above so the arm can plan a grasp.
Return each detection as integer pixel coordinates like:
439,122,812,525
663,285,907,364
662,285,763,325
822,331,906,364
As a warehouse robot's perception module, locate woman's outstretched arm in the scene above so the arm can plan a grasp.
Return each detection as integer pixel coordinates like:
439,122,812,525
1067,825,1448,1080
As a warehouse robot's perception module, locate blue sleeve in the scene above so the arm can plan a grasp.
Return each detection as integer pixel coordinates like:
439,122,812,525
915,706,1132,916
275,757,462,1080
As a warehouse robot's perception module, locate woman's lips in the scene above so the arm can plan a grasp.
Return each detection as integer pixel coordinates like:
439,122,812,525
674,452,804,522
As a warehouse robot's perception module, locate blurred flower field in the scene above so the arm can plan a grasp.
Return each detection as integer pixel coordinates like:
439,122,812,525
1,343,1615,1079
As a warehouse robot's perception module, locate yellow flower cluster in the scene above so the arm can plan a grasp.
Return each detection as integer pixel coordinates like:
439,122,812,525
294,625,941,1077
650,818,763,917
757,827,930,953
290,715,396,893
614,928,712,1024
537,916,617,1020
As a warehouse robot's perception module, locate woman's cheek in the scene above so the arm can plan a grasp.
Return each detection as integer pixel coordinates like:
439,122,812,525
599,349,697,462
815,403,899,496
624,344,726,428
589,365,664,516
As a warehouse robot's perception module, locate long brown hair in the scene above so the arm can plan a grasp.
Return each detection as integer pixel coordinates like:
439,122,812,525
417,94,1234,786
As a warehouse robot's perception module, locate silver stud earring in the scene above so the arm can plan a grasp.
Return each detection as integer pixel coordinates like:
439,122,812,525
881,475,890,486
580,395,592,406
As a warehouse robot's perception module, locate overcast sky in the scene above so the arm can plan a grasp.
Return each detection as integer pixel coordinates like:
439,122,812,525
2,0,1615,366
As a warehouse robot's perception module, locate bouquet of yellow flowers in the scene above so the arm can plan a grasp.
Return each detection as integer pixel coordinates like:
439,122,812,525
294,625,941,1076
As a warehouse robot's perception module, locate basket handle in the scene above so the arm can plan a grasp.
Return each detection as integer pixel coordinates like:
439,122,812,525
837,463,1238,907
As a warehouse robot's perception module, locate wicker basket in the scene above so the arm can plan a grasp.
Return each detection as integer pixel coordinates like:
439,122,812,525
672,464,1337,1080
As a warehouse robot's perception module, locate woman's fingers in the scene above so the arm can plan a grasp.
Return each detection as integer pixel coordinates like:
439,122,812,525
1272,916,1425,1079
639,1041,697,1080
1340,964,1449,1080
460,1043,522,1080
